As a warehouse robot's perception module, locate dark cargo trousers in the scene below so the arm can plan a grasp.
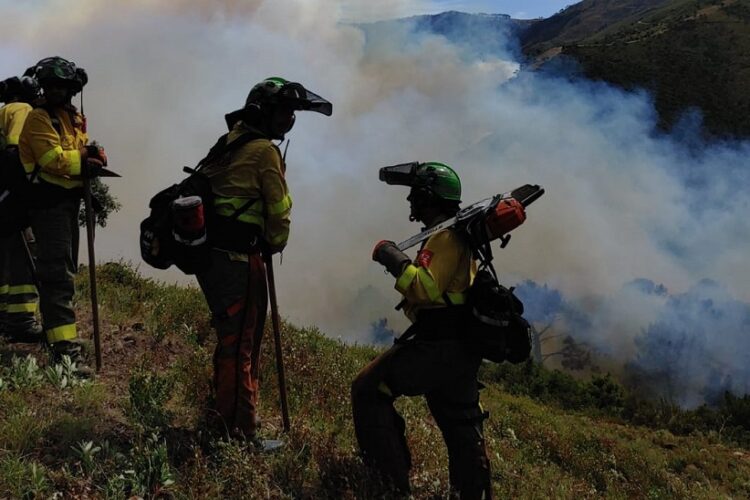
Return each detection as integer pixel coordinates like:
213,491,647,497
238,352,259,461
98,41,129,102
197,248,267,438
0,231,39,331
28,198,80,344
351,337,492,498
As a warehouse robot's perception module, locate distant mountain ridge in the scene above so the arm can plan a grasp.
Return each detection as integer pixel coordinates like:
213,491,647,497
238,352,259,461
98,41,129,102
383,2,750,138
362,10,526,58
529,0,750,137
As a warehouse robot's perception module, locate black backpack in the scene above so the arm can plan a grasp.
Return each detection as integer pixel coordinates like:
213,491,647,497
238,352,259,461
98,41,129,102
466,264,532,363
0,106,62,236
139,131,261,274
0,147,39,236
463,224,532,364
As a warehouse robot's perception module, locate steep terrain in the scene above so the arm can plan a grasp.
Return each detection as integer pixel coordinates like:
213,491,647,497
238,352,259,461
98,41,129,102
0,263,749,498
520,0,674,56
522,0,750,137
390,2,750,137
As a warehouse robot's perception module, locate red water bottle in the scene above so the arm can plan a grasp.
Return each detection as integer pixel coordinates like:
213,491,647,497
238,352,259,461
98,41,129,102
172,196,207,246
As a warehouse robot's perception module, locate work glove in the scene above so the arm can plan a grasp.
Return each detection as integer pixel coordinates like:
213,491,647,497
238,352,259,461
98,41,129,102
85,144,108,166
81,158,105,178
372,240,411,277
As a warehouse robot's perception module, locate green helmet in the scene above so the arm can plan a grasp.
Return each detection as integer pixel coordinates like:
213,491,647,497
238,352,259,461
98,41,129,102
379,161,461,203
25,56,87,93
416,162,461,202
226,76,332,129
245,76,289,107
245,76,332,115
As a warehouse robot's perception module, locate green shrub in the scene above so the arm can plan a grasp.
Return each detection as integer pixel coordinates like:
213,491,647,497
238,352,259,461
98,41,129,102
0,455,50,499
128,368,174,431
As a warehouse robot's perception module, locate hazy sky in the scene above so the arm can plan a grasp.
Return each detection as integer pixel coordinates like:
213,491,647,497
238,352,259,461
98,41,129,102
341,0,575,21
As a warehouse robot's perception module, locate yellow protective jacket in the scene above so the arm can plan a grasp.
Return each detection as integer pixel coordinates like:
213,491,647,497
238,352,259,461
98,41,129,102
0,102,33,147
395,228,476,322
19,104,87,190
201,121,292,250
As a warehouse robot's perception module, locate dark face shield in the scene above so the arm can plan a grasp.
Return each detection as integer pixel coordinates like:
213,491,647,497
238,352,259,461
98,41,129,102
225,81,332,130
379,162,420,186
278,82,333,116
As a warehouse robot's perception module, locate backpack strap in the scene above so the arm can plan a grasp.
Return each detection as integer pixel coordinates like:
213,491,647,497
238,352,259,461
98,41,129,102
180,131,265,220
193,131,266,172
227,196,260,222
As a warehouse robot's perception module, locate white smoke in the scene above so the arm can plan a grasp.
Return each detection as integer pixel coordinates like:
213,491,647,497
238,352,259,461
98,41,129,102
1,0,748,368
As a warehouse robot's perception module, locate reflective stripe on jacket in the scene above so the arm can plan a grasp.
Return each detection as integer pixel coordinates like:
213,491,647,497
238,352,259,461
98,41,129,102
395,228,476,322
19,105,87,189
0,102,33,147
202,121,292,249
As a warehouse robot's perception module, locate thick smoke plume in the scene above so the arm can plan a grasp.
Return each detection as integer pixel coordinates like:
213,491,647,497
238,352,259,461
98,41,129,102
2,1,748,404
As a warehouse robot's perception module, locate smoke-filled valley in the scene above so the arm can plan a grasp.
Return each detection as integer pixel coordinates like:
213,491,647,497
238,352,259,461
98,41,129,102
1,0,748,407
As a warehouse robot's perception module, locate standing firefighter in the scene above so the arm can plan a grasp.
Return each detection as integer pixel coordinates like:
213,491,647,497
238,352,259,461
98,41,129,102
352,163,498,498
19,57,107,369
197,77,331,442
0,74,42,342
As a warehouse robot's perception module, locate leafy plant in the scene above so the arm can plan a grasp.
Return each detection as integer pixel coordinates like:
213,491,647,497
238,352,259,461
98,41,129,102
2,355,43,390
0,455,50,498
72,440,102,476
128,368,174,431
123,433,175,497
45,355,87,389
78,177,122,228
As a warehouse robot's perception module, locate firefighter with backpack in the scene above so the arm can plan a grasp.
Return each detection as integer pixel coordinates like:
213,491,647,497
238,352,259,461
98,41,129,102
191,77,331,443
352,162,504,498
0,74,42,342
18,56,108,371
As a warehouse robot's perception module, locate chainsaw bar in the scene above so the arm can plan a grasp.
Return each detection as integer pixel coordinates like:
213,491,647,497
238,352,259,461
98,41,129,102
396,184,544,251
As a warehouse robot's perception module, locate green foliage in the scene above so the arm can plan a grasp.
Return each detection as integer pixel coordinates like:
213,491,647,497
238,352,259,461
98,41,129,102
0,405,45,454
482,360,624,412
1,355,43,390
0,455,50,499
71,440,101,476
120,433,175,498
44,354,88,389
78,177,122,228
524,0,750,137
485,360,750,447
128,368,174,432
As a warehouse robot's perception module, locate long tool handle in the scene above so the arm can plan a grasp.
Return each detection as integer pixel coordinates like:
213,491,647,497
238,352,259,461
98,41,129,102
19,231,41,292
264,253,291,432
83,177,102,372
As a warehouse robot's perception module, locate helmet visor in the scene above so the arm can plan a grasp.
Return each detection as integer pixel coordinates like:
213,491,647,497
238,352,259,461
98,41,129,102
278,82,332,116
379,162,419,186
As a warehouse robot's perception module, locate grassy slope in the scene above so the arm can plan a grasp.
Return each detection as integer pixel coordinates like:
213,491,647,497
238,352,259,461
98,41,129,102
520,0,673,55
523,0,750,137
0,262,749,499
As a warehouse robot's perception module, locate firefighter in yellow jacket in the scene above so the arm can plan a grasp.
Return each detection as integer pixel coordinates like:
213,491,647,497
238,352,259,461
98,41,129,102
0,75,41,341
352,162,492,498
197,77,331,441
19,57,107,367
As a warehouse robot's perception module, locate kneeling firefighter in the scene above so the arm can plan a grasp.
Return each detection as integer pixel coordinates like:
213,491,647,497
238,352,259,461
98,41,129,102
196,77,331,441
19,56,108,369
0,74,42,341
352,163,500,498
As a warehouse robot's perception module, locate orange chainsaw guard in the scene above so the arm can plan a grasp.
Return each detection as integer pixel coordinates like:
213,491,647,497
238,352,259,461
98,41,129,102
485,198,526,240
